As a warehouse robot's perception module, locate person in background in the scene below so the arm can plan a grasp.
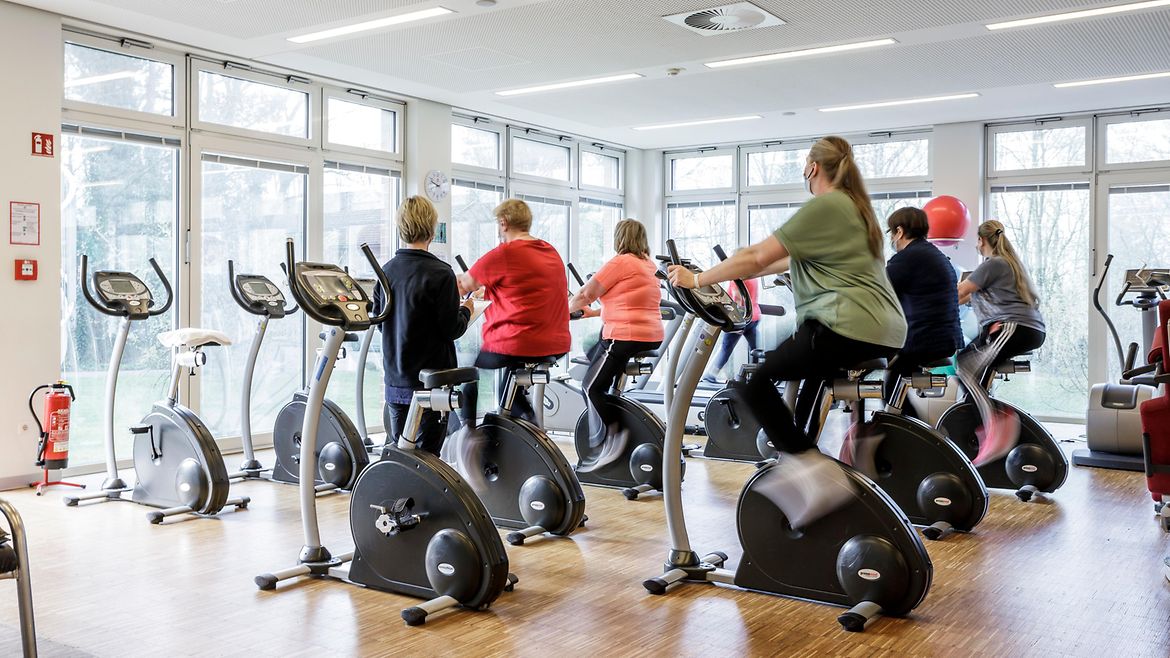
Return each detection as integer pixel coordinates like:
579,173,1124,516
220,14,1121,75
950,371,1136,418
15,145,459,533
568,219,664,470
374,195,474,457
667,135,906,528
883,207,964,414
955,219,1046,465
703,265,761,384
456,198,571,424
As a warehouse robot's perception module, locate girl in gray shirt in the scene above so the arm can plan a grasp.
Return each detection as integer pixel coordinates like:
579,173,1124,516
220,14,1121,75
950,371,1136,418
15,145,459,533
956,220,1046,465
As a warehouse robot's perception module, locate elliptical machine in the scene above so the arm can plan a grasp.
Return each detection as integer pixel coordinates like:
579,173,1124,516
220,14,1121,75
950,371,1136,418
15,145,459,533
65,256,250,523
643,241,932,632
1077,257,1168,471
256,241,515,626
227,261,299,480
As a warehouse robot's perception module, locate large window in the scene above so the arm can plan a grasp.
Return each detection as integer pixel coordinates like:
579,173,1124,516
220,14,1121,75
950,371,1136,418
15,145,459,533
196,69,310,139
576,198,623,275
518,193,571,261
198,154,307,439
322,163,400,430
745,147,809,188
992,124,1088,172
854,138,931,179
325,97,398,154
60,130,179,466
581,150,621,190
988,183,1091,418
1104,184,1170,379
451,124,501,171
64,42,174,116
1104,117,1170,165
667,200,736,267
512,135,571,182
670,152,735,192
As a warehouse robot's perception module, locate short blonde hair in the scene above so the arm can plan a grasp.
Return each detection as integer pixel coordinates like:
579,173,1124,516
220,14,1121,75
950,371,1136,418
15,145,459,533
397,196,437,244
613,219,649,258
493,198,532,232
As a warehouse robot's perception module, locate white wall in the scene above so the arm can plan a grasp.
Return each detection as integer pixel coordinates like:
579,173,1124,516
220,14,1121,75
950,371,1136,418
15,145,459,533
403,98,454,261
626,148,664,250
931,121,985,270
0,2,62,489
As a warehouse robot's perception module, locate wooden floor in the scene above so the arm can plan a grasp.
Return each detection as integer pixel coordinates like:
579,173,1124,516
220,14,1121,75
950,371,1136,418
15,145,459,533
1,422,1168,657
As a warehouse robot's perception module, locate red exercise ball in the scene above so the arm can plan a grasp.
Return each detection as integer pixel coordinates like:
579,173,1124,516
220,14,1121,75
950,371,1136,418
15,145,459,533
924,195,970,247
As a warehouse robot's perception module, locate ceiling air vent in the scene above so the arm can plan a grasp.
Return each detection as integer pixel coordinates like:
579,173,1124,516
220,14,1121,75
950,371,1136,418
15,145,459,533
664,2,786,36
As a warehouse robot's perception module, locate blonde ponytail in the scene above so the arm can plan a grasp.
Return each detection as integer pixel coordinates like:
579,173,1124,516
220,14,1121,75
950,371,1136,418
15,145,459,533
808,136,882,258
978,220,1039,307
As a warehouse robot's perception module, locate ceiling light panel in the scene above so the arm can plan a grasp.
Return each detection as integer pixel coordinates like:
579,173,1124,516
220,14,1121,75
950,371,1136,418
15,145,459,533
288,7,454,43
1054,70,1170,87
705,38,897,69
634,115,762,130
496,73,643,96
819,93,980,112
986,0,1170,30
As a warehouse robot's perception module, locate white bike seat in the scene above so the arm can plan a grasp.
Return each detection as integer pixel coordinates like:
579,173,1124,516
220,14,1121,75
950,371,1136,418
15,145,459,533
158,328,233,349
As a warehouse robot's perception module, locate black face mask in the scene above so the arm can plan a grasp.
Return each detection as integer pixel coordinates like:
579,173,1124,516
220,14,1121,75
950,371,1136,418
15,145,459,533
803,164,815,195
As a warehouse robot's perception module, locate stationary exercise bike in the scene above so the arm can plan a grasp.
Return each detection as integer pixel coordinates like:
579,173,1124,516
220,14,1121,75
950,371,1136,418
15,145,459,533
559,263,677,500
643,241,932,632
937,354,1069,502
226,261,298,481
269,279,370,490
0,498,36,657
256,241,515,625
453,255,587,545
65,256,250,523
821,358,989,540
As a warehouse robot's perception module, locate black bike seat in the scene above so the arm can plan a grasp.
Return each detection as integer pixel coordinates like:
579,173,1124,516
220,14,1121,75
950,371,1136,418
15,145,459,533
570,356,591,366
419,367,478,389
319,331,360,343
922,358,952,369
633,350,659,359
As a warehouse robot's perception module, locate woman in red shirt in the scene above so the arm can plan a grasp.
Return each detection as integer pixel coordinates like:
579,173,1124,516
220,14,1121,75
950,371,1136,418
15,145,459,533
457,198,571,424
568,219,664,469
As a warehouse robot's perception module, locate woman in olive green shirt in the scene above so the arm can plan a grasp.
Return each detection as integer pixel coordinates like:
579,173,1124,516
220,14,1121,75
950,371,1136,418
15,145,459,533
668,136,906,527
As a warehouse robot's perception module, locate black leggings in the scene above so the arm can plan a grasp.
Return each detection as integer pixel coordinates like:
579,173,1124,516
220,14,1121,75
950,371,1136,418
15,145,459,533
736,320,897,454
581,339,661,448
475,350,565,425
958,323,1046,390
712,320,760,371
384,402,446,457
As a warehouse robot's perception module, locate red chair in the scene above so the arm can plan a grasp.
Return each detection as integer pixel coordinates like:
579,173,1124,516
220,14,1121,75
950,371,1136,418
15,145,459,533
1140,299,1170,530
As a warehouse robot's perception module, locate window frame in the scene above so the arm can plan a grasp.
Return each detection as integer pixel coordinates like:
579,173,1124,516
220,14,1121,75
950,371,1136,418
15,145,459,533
847,133,934,187
451,116,506,179
1096,111,1170,172
190,59,318,146
188,133,314,442
62,31,186,129
665,147,738,197
322,90,404,162
508,127,578,187
511,180,577,264
739,142,813,193
578,143,625,194
986,119,1093,179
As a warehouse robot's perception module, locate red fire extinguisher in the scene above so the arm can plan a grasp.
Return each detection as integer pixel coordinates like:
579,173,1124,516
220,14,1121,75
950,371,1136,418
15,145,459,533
28,381,84,495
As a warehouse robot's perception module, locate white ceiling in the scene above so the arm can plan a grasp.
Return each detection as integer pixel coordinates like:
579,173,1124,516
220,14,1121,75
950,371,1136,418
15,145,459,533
14,0,1170,149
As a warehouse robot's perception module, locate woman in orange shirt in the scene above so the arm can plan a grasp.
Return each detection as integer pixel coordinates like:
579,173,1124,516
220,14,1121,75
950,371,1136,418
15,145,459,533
568,219,664,470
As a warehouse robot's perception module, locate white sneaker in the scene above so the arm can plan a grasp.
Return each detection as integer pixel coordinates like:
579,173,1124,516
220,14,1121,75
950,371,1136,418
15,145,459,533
755,450,857,530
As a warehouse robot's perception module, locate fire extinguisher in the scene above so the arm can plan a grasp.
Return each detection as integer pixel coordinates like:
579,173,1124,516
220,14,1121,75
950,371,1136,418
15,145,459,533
29,381,75,471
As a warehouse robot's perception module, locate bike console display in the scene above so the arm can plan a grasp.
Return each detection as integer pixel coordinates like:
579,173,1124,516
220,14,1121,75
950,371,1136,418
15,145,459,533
81,255,172,321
